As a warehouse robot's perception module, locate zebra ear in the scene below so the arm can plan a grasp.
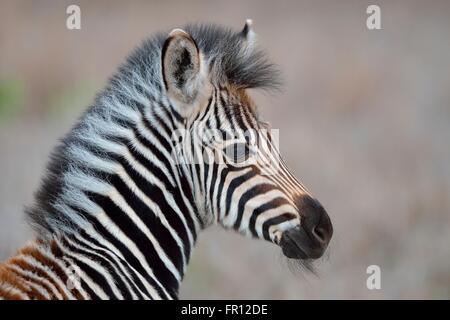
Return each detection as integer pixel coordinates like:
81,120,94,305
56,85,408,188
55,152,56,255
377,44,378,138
241,19,256,49
162,29,205,105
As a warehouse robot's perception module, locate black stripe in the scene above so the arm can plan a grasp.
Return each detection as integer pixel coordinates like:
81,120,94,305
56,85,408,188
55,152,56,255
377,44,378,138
131,126,177,185
113,154,194,254
64,252,119,299
164,101,184,124
233,184,279,230
84,192,179,293
62,236,132,299
262,214,296,241
67,205,171,299
54,241,114,299
248,197,291,237
224,169,256,219
141,112,173,154
77,231,146,299
107,172,184,273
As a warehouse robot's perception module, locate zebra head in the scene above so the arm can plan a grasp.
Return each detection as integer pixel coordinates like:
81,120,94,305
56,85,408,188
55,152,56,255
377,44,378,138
162,22,333,262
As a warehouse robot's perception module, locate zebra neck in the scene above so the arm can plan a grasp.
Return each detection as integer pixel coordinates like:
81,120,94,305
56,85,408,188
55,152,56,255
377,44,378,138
24,83,210,298
0,236,177,299
49,231,182,299
54,110,203,298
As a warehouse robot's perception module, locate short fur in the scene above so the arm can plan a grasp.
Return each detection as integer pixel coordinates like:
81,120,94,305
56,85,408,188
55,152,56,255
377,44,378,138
26,23,280,237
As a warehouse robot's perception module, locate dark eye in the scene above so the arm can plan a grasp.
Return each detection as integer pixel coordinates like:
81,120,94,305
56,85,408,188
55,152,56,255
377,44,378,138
223,143,251,163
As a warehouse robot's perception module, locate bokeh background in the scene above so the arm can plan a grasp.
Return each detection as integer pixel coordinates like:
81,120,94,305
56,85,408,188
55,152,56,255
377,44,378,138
1,0,449,299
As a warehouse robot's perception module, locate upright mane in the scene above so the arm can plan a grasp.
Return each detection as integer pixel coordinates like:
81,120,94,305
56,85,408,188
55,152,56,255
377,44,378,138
26,23,280,237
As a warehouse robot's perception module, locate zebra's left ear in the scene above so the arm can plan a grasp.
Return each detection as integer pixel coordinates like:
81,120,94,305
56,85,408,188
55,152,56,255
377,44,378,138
162,29,206,105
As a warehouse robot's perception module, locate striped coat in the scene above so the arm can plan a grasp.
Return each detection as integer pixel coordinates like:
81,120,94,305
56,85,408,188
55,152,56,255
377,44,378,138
0,21,332,300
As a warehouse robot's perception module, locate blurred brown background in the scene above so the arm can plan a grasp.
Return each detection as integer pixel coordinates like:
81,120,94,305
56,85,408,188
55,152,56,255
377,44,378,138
1,0,449,299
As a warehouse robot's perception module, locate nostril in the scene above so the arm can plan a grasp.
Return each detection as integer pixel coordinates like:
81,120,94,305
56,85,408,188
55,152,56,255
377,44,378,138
312,225,328,243
313,212,333,243
297,195,333,244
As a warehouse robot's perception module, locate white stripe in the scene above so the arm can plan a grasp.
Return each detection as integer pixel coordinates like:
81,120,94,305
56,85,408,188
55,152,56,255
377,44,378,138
218,167,253,222
13,255,64,299
31,242,82,300
7,265,54,299
0,283,29,300
72,234,142,299
62,237,129,299
107,188,182,282
61,258,107,299
116,168,187,271
51,203,161,299
254,204,299,239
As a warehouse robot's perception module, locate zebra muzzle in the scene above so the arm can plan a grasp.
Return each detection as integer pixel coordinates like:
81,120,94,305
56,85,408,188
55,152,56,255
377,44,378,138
279,200,333,259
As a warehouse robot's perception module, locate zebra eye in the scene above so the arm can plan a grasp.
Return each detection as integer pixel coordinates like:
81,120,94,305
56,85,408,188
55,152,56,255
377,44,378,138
223,143,251,163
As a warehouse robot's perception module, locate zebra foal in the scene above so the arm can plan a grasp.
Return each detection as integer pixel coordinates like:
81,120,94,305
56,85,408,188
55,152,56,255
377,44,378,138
0,21,332,300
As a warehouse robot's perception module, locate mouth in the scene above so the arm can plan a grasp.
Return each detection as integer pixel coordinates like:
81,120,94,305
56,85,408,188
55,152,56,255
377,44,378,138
279,226,329,260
